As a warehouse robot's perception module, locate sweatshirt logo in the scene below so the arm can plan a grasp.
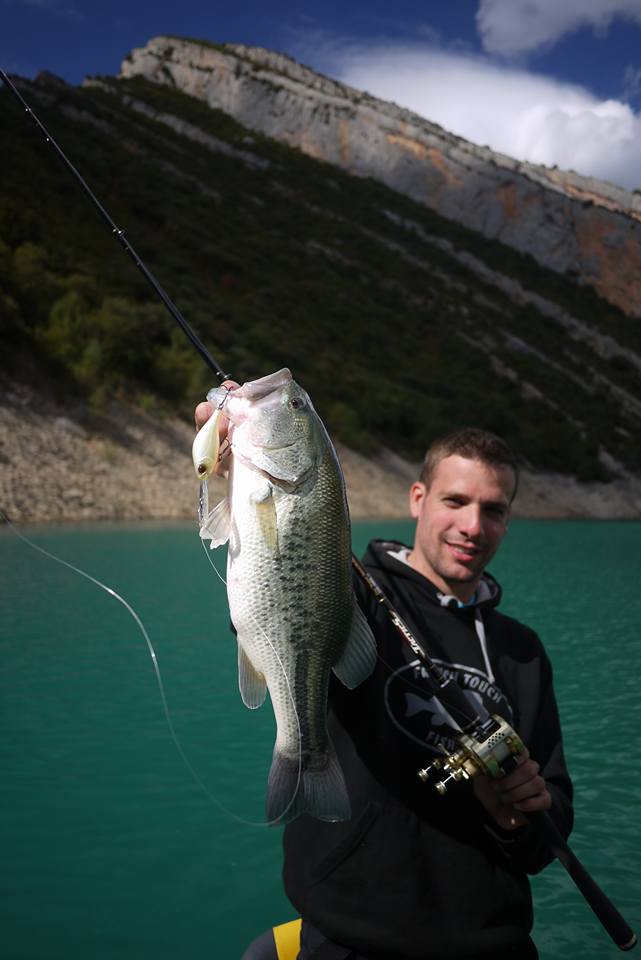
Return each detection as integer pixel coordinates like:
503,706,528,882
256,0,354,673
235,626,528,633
384,660,513,754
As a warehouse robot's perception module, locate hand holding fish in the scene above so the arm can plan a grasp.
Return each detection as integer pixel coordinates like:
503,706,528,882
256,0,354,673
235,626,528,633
194,380,240,475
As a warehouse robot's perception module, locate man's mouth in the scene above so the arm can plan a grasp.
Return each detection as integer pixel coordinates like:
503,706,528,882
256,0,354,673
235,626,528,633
446,541,483,560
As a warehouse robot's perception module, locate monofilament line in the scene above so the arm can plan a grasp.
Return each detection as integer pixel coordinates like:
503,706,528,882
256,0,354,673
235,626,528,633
2,511,277,827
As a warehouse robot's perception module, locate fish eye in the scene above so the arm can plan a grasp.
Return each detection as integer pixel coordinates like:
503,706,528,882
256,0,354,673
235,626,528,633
289,396,306,410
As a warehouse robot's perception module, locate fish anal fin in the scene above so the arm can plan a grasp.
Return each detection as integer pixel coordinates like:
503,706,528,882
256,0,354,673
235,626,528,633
237,643,267,709
199,496,231,548
332,596,377,690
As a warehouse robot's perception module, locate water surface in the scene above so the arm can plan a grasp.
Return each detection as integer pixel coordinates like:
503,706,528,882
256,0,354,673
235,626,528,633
1,519,639,959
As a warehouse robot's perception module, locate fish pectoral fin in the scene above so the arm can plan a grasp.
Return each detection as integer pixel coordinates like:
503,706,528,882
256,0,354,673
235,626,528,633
237,643,267,709
252,487,279,555
251,449,313,486
199,496,231,548
332,595,377,690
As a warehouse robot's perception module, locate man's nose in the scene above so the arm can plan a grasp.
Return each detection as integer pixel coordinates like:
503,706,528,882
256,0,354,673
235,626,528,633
459,504,482,538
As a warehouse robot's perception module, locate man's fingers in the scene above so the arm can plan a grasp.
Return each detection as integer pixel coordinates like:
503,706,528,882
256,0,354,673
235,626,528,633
194,380,241,432
493,755,552,811
498,774,548,806
513,792,552,813
494,756,538,791
195,401,213,431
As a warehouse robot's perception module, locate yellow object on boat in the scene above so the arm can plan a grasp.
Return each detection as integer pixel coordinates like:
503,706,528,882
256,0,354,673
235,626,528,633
273,918,302,960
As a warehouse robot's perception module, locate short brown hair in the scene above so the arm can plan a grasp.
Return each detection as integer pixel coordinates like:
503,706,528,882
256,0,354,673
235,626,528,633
420,428,519,501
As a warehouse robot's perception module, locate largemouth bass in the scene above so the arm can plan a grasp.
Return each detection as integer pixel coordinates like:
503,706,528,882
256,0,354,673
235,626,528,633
192,369,376,824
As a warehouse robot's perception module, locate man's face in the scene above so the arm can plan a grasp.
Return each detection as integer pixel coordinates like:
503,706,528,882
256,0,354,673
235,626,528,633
408,454,515,601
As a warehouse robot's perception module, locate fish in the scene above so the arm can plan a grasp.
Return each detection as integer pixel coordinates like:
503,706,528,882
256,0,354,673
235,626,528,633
192,368,377,824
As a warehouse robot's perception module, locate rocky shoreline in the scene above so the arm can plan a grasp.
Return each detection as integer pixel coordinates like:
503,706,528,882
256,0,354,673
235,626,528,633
1,380,640,525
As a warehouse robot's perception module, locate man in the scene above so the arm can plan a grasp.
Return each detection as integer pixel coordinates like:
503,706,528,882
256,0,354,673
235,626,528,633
195,401,573,960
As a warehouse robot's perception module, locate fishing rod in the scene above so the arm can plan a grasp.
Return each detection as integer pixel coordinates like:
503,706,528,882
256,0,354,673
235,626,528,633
0,69,231,383
5,65,636,951
352,555,637,953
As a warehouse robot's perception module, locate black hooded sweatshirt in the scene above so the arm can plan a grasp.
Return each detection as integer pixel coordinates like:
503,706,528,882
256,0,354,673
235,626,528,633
282,540,573,959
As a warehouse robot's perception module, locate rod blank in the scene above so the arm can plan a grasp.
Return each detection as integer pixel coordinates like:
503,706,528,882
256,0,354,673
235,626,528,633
0,69,231,382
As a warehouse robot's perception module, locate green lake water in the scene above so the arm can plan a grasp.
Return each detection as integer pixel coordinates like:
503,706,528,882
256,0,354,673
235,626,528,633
1,519,640,959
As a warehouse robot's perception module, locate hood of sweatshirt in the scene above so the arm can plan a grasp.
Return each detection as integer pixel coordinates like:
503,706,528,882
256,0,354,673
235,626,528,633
362,538,502,615
355,539,514,750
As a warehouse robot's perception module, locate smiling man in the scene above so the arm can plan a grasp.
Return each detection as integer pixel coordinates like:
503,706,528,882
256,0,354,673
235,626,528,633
281,427,573,960
407,432,516,600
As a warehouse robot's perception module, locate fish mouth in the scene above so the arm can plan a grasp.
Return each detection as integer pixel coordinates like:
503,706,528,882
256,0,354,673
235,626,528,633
240,368,292,400
206,369,294,417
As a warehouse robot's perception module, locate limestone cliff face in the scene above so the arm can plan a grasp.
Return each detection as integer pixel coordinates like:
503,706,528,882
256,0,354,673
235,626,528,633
120,35,641,318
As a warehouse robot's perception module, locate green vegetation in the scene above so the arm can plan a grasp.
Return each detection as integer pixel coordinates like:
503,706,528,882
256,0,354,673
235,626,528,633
1,73,639,481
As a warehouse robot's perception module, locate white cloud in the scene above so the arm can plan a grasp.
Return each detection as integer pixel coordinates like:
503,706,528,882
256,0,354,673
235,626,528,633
476,0,641,57
298,38,641,192
623,64,641,101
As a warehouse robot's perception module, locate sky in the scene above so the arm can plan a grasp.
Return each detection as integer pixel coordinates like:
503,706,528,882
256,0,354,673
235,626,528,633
4,0,641,191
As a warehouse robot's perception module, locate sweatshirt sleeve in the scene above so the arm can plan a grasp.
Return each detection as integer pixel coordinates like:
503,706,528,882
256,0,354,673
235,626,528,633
487,625,574,875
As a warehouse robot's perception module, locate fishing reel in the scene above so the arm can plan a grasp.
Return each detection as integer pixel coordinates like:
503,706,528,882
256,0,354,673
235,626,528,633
418,714,525,794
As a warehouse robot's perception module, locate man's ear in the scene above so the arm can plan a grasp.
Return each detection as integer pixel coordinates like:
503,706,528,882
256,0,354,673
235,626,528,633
408,481,426,519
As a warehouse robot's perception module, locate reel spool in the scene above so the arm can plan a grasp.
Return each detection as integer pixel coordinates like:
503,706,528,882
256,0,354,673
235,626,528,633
418,714,525,793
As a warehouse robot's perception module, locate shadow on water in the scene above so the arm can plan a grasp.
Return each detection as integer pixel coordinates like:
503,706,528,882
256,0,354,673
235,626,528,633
1,519,639,958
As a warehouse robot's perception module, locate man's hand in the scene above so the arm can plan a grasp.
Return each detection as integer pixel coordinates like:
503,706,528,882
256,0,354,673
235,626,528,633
194,380,239,476
472,748,552,830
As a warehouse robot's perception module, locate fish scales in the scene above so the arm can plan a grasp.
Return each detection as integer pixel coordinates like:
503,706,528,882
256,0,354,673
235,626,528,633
230,449,352,748
194,368,376,824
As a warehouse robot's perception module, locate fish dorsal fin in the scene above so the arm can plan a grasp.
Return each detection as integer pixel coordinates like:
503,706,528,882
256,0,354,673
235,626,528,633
237,642,267,709
332,596,377,689
199,496,231,548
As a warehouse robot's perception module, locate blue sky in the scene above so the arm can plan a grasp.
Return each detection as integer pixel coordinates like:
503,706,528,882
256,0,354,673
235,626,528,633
4,0,641,190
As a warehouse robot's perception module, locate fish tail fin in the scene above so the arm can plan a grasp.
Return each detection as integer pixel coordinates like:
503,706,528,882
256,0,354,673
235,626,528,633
266,739,351,826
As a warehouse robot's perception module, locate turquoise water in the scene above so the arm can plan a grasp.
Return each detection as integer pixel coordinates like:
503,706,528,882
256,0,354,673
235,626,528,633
1,519,640,959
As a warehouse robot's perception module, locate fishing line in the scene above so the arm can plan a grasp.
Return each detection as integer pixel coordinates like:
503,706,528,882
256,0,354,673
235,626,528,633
0,509,292,828
2,70,306,828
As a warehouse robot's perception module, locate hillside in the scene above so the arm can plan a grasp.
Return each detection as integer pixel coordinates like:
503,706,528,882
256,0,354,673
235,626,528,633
3,376,640,524
1,45,640,520
122,36,641,319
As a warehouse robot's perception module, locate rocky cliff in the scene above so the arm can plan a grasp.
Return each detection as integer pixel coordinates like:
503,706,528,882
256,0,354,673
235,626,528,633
120,36,641,319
